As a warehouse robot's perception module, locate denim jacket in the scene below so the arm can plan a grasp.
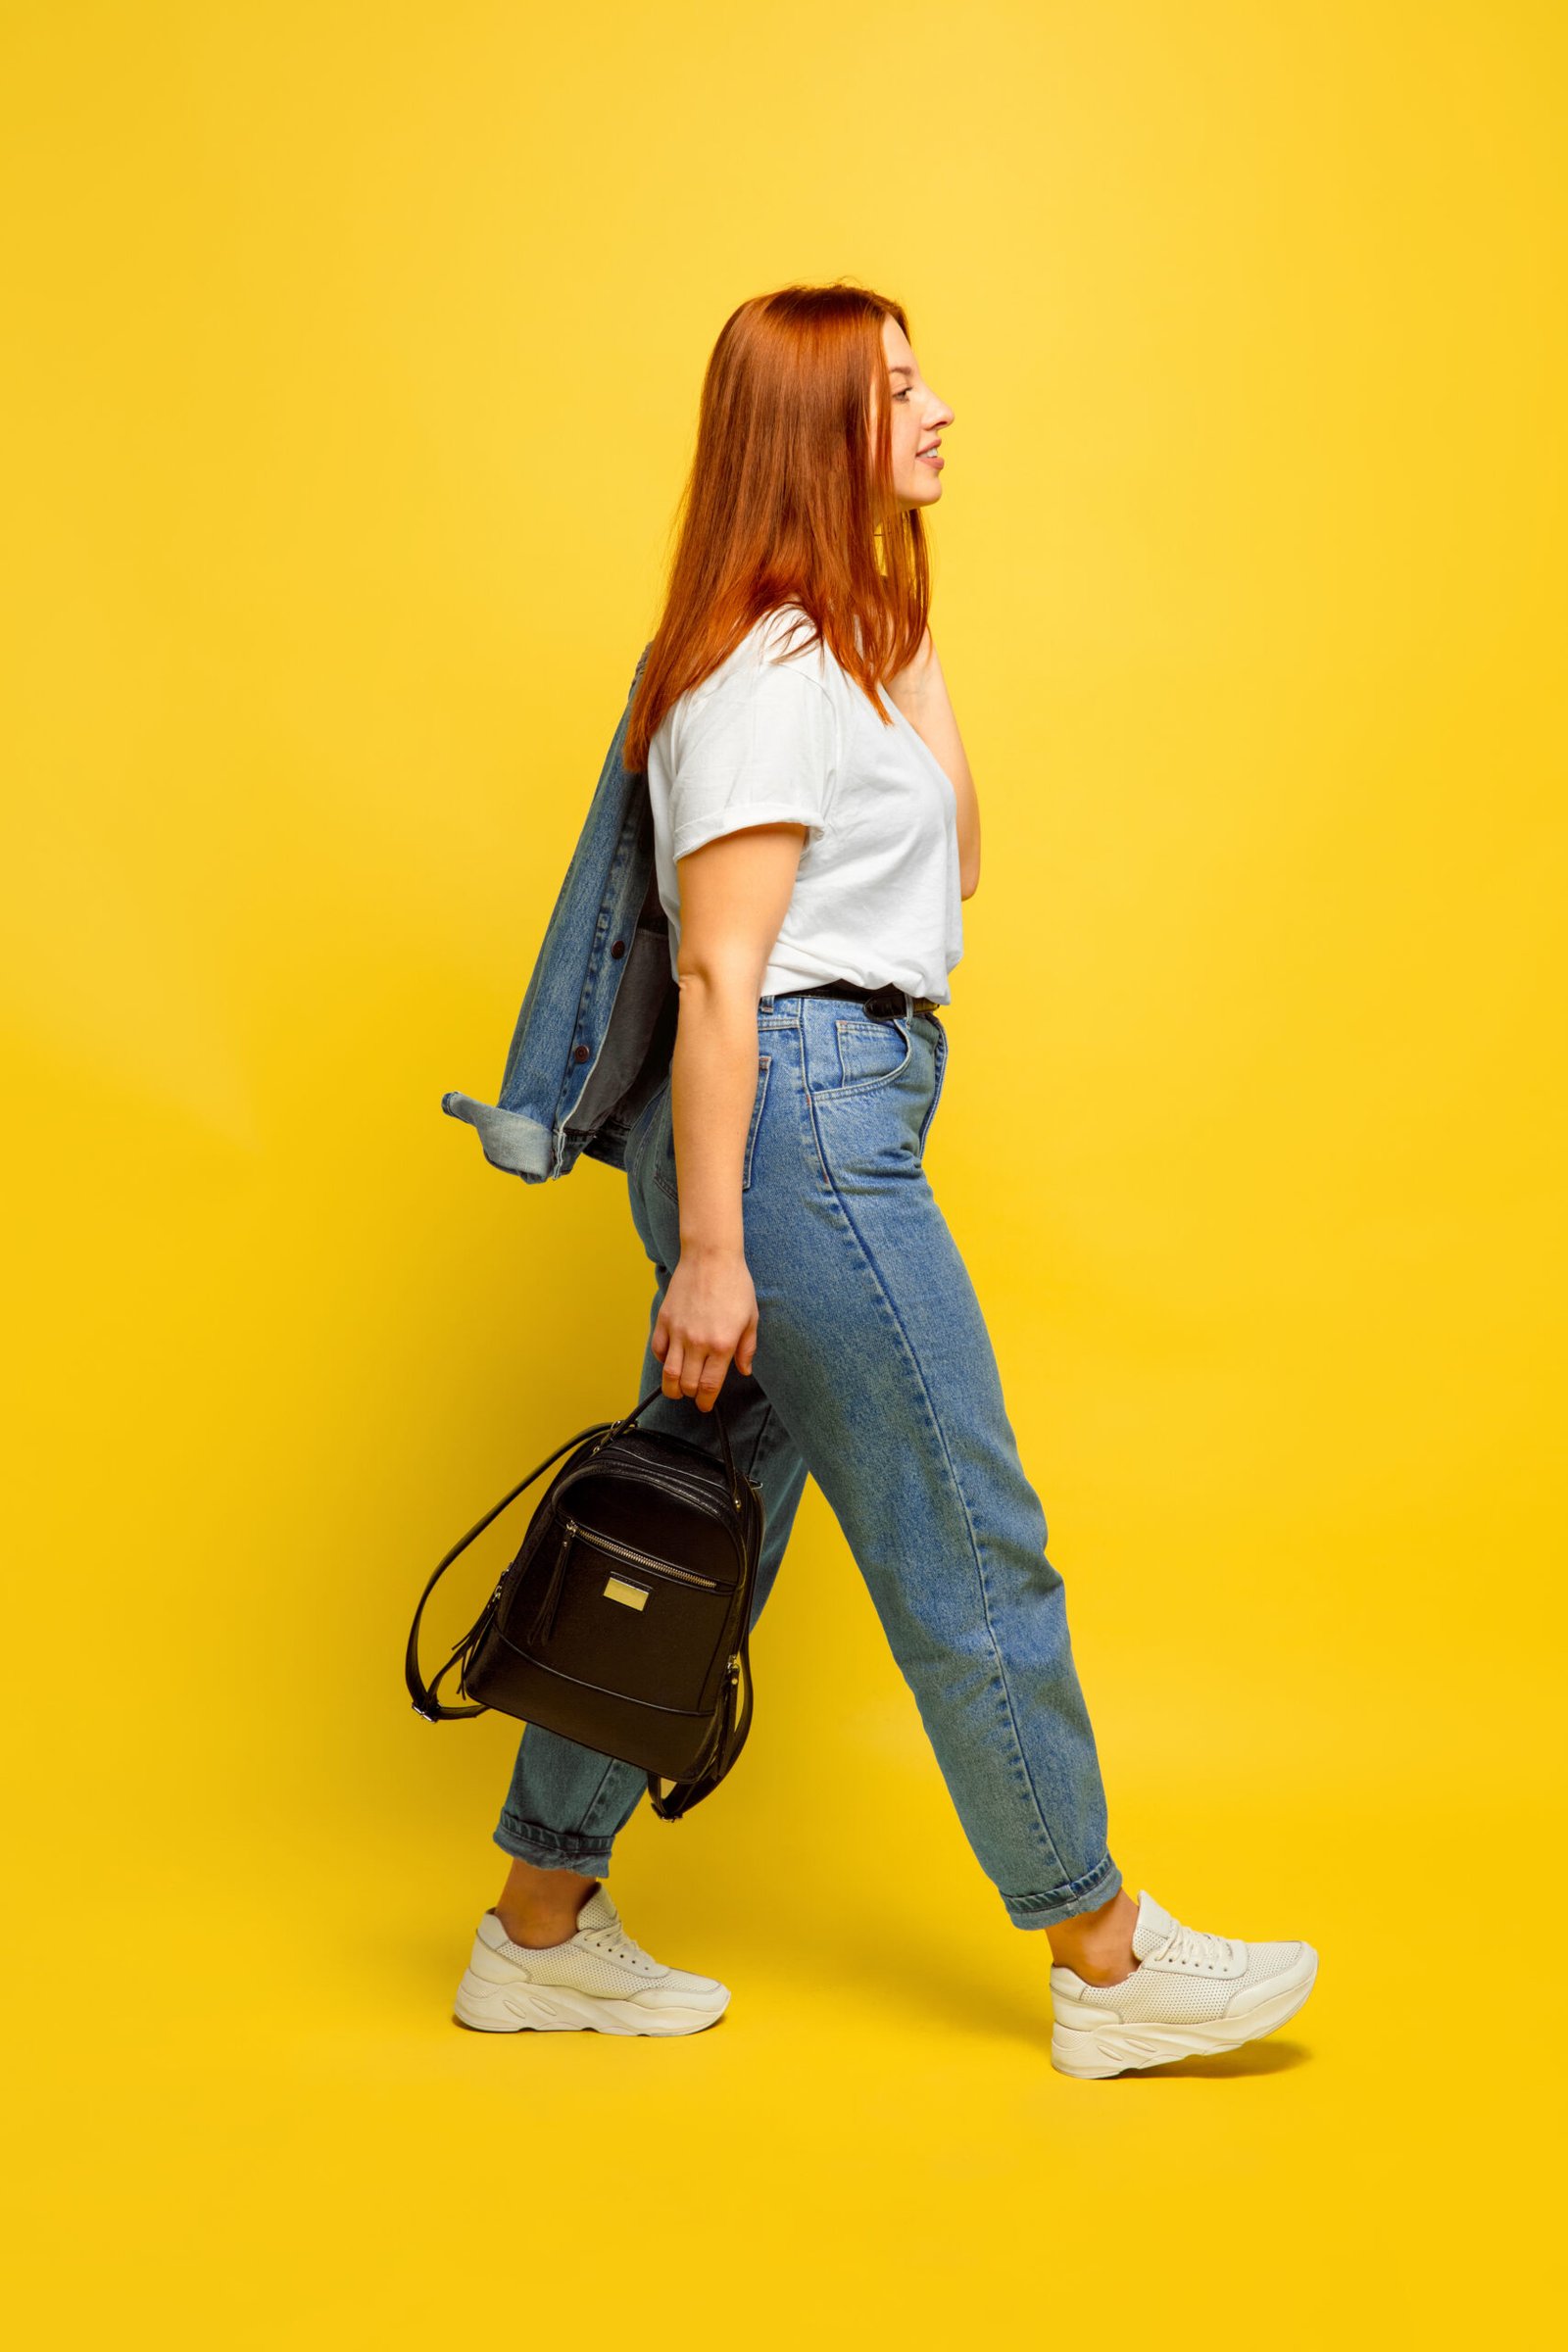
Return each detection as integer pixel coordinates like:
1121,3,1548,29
441,643,678,1183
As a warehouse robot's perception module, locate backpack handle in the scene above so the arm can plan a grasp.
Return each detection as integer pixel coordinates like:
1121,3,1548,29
589,1379,742,1510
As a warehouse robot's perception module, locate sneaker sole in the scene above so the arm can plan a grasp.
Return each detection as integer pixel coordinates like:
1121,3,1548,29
453,1968,730,2038
1050,1949,1319,2080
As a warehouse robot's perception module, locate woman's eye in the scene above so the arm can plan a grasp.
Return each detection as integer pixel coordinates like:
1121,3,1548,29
893,387,911,401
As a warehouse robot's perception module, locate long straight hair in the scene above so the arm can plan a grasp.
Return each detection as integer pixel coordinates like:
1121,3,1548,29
623,281,931,774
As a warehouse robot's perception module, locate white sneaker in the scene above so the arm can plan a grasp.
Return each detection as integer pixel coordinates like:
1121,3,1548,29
453,1884,731,2037
1050,1889,1318,2079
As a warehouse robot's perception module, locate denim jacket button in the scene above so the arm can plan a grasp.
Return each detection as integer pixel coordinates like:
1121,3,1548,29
611,938,625,958
572,1044,591,1063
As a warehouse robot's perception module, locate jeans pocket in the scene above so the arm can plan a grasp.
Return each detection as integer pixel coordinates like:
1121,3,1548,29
816,1015,913,1100
653,1054,771,1202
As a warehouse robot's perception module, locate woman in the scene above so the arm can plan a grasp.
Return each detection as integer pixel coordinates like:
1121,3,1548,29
454,283,1317,2077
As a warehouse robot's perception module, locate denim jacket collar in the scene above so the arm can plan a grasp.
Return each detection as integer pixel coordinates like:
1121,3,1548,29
441,644,677,1183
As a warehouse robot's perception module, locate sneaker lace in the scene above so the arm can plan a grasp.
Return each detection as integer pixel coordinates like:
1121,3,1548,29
1152,1916,1240,1974
581,1915,658,1974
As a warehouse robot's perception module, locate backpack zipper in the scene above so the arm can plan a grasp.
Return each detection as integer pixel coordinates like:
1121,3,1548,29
571,1456,740,1511
561,1517,721,1591
559,1459,752,1570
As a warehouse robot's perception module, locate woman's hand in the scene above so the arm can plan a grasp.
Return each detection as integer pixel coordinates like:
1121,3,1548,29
652,1244,759,1411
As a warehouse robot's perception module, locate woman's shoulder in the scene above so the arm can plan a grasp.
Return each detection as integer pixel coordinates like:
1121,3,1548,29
655,607,838,765
744,604,837,695
676,607,832,707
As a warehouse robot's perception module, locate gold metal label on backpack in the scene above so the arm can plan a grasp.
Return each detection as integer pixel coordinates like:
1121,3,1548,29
603,1576,648,1610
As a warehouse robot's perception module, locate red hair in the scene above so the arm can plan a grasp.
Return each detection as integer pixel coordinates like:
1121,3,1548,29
623,280,931,774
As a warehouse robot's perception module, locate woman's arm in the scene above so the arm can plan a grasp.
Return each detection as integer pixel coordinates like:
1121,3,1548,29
885,627,981,899
654,819,807,1409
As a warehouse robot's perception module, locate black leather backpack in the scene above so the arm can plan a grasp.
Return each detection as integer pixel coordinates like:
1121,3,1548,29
405,1384,764,1820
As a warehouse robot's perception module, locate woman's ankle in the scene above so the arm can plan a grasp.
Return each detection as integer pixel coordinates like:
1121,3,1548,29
494,1857,599,1947
1046,1886,1140,1984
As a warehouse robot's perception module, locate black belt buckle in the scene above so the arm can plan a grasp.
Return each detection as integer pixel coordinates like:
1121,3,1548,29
862,984,908,1020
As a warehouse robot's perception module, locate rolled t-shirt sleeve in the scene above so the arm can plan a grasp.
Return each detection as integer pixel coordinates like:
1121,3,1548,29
668,660,836,861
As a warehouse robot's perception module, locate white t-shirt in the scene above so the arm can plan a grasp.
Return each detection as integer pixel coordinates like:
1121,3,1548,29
645,607,963,1003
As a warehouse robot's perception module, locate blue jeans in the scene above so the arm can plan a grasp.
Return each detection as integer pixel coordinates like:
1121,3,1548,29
494,989,1121,1931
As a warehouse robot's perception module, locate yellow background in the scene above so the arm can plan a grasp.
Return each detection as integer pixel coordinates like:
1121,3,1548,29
4,2,1562,2340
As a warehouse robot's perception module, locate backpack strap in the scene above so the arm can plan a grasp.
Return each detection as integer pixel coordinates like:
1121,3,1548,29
646,1634,756,1820
406,1421,612,1721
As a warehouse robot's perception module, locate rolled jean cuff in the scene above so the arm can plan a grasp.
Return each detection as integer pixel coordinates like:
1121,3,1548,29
1001,1853,1123,1931
493,1812,614,1873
